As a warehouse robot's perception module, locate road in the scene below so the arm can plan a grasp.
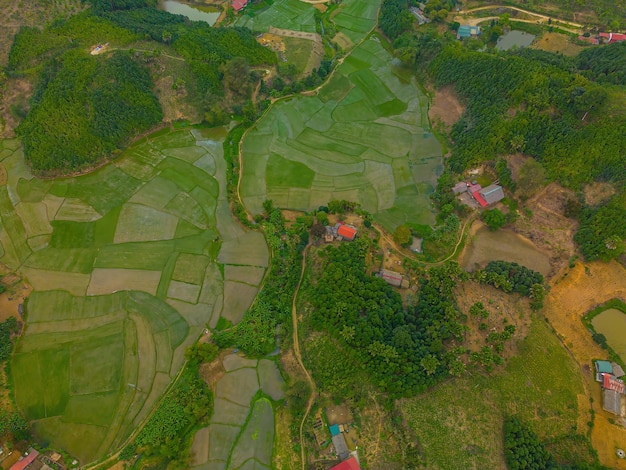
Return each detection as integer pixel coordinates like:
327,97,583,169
454,4,583,34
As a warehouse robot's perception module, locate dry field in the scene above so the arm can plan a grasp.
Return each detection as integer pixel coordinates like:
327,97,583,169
428,85,465,131
532,31,586,56
545,261,626,469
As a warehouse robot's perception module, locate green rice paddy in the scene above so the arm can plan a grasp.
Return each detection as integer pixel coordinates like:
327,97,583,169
0,129,268,463
235,0,317,33
190,356,284,469
241,38,442,230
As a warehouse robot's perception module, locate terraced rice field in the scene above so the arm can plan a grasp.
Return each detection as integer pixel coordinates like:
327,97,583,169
331,0,380,43
190,355,284,469
235,0,317,33
241,38,442,230
0,129,268,464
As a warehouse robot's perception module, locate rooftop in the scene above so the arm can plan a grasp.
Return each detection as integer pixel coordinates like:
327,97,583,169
330,456,361,470
596,360,613,374
603,389,622,415
9,449,39,470
332,433,350,460
337,224,357,241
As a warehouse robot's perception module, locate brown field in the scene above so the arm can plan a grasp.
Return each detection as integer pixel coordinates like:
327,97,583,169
428,85,465,131
545,261,626,469
21,267,90,296
532,32,586,56
87,268,161,296
514,182,578,272
0,269,30,322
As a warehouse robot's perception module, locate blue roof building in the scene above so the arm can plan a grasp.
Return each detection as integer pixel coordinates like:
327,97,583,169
458,25,481,39
329,424,341,436
596,360,613,374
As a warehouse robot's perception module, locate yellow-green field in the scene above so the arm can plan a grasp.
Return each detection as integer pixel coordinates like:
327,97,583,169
241,38,442,230
0,128,268,464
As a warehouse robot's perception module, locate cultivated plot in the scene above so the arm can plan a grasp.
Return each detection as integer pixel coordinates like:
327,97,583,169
235,0,317,33
1,128,268,463
241,39,442,230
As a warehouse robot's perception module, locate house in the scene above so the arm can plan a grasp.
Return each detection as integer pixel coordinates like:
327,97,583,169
479,184,505,205
330,456,361,470
332,433,350,460
232,0,247,11
599,32,626,44
409,237,423,253
378,269,408,288
337,224,357,241
329,424,341,436
457,25,481,40
578,35,599,45
603,389,622,415
613,362,625,378
452,182,468,194
9,449,39,470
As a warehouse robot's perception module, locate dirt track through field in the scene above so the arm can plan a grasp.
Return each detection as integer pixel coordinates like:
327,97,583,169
544,261,626,468
291,245,317,470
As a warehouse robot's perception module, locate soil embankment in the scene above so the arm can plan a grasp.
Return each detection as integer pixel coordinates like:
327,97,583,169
544,261,626,469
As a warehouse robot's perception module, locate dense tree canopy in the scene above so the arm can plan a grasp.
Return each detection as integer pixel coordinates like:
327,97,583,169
306,242,464,397
574,192,626,261
17,50,162,174
483,261,544,297
576,42,626,86
504,416,556,470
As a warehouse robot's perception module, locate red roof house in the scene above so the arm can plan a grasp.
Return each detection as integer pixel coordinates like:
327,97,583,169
603,373,625,394
330,456,361,470
599,32,626,43
232,0,247,11
337,224,357,241
473,192,488,208
10,449,39,470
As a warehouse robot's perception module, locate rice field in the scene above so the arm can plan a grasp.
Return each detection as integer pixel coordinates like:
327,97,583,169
241,39,442,230
0,129,268,464
191,355,284,469
235,0,317,33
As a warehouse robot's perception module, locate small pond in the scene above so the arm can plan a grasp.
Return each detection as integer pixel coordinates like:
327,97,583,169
496,30,536,51
159,0,220,25
461,224,551,276
592,309,626,362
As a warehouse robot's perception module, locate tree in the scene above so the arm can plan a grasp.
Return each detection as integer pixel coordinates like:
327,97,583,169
482,209,507,231
393,224,412,246
310,223,326,239
316,211,328,226
504,416,556,470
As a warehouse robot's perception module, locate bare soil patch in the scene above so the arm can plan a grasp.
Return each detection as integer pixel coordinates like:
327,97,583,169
429,85,465,131
545,261,626,469
513,182,578,272
455,280,532,358
532,32,586,56
199,352,227,391
583,181,615,206
0,77,33,138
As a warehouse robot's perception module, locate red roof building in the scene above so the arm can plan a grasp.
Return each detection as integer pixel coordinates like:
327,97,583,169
599,32,626,43
603,373,625,394
330,456,361,470
473,192,488,207
578,35,599,45
232,0,247,11
337,224,357,241
10,449,39,470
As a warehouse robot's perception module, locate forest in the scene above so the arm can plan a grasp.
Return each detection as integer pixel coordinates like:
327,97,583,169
306,242,465,397
8,3,276,174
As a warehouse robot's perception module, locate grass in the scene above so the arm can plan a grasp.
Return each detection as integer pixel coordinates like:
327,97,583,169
400,317,589,469
241,39,441,230
0,126,267,464
283,37,315,75
228,398,274,468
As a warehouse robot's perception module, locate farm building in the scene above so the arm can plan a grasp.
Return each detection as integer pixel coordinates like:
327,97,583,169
409,6,429,25
599,32,626,43
325,223,358,241
613,362,625,378
603,389,622,415
603,373,625,394
330,456,361,470
332,433,350,460
330,424,341,436
596,360,613,374
410,237,423,253
9,449,39,470
452,181,468,194
232,0,247,11
337,224,357,241
457,25,481,39
479,184,505,205
378,269,409,288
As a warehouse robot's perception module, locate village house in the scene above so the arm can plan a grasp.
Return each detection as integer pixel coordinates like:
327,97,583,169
452,181,505,208
595,360,625,416
325,223,358,242
378,269,409,288
232,0,248,12
330,456,361,470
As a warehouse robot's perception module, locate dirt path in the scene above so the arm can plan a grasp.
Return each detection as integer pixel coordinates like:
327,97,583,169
291,245,317,470
373,213,476,267
455,5,582,33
